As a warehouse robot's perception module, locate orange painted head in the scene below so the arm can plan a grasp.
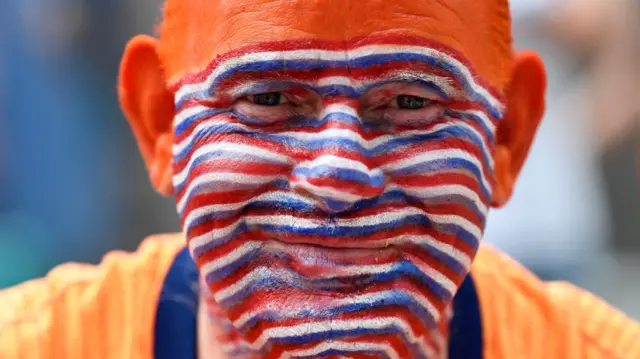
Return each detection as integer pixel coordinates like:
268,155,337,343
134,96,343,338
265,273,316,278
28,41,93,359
118,0,546,357
119,0,545,205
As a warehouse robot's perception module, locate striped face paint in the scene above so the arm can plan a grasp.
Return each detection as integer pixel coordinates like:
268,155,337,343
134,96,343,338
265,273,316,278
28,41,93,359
173,35,503,359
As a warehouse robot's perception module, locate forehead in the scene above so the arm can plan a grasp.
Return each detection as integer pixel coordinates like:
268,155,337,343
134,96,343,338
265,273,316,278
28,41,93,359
160,0,510,89
172,36,505,120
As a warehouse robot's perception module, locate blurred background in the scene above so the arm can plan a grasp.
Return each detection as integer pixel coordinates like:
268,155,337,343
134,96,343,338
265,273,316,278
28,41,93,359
0,0,638,319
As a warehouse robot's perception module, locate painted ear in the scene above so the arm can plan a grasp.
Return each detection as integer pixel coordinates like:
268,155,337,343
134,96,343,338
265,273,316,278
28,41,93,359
491,51,547,207
118,35,175,196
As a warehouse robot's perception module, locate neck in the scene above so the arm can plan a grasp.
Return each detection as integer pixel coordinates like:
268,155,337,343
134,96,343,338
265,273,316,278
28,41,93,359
198,279,259,359
198,282,453,359
198,296,225,359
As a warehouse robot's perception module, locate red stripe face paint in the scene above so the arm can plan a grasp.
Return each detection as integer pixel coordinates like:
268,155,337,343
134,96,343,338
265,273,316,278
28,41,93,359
173,35,503,358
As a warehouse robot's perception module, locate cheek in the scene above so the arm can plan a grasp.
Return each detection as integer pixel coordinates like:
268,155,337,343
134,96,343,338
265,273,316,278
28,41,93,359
381,122,493,173
173,124,297,219
377,122,494,217
178,131,293,174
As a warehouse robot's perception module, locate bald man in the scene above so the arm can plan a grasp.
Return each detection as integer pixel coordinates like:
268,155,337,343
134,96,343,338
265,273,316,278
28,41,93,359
1,1,639,358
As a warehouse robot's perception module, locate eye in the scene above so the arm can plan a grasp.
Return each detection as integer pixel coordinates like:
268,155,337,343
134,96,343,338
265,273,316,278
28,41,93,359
250,92,288,106
233,89,317,124
396,95,427,110
361,92,443,129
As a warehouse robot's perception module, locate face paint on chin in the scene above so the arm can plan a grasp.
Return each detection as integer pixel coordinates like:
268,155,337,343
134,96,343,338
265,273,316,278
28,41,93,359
173,35,503,358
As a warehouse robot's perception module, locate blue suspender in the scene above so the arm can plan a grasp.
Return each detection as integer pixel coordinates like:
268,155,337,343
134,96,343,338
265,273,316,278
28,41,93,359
155,248,199,359
448,274,484,359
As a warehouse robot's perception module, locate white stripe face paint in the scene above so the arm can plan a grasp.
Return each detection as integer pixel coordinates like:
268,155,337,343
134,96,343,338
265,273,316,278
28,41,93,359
173,37,504,358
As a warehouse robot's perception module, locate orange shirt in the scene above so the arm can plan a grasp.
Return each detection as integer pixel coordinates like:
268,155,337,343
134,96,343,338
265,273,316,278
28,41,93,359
1,234,639,359
0,234,184,359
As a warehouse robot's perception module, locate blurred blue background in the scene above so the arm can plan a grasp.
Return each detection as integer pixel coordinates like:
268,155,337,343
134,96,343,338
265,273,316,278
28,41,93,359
1,0,638,318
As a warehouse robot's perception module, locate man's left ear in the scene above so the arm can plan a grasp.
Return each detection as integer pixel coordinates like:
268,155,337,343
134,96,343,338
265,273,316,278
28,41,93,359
491,51,547,207
119,35,175,196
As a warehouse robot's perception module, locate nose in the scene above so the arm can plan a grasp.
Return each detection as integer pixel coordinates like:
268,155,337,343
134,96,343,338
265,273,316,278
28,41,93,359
289,103,385,213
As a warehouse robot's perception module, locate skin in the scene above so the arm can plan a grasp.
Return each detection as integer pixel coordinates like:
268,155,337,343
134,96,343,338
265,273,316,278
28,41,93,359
118,1,546,358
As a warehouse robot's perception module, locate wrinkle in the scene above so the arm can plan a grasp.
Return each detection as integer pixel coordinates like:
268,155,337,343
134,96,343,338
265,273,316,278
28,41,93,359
389,11,438,22
432,0,465,25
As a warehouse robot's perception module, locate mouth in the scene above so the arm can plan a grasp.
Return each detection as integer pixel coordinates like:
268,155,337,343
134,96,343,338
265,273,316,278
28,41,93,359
250,221,451,255
261,237,402,262
212,239,417,307
254,238,430,289
262,231,398,250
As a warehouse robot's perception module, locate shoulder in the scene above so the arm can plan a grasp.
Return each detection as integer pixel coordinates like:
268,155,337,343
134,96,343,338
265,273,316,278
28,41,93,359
471,244,640,359
0,233,186,359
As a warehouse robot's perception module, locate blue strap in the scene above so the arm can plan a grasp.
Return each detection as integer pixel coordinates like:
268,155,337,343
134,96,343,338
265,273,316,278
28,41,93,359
154,247,199,359
448,274,484,359
154,248,483,359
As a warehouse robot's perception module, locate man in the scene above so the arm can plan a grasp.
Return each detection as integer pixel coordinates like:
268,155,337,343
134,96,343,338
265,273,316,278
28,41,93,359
1,1,639,358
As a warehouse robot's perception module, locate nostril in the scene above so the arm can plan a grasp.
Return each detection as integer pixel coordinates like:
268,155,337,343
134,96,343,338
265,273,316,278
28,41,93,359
289,182,355,213
363,168,385,190
321,199,355,213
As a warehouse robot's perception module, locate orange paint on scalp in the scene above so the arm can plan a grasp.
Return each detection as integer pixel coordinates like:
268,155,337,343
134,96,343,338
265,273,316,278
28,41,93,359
159,0,513,90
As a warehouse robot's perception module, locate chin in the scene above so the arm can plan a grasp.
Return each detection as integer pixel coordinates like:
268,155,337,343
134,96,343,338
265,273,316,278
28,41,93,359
186,195,482,358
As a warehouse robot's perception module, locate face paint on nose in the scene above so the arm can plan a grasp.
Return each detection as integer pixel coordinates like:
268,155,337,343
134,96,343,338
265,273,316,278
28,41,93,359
289,100,386,213
172,35,503,358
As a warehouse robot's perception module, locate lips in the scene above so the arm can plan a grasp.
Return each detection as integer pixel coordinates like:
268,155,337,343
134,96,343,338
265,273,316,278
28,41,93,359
262,237,401,261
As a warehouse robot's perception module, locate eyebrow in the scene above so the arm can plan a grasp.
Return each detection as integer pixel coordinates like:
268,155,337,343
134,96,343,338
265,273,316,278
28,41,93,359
217,72,456,101
174,44,505,119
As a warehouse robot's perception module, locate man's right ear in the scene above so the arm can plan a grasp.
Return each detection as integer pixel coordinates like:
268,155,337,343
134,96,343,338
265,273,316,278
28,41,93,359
118,35,175,196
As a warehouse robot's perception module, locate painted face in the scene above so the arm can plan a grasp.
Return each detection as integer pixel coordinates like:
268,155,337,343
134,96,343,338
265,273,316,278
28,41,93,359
172,34,503,358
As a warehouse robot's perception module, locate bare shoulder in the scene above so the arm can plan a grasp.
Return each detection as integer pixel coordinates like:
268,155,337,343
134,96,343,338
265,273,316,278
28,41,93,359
0,233,185,359
471,244,640,359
